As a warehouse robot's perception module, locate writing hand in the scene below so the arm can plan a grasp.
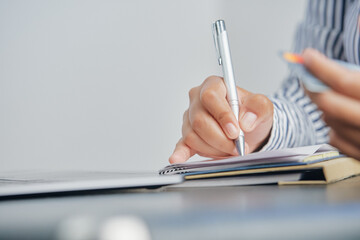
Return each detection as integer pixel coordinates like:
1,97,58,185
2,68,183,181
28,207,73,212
169,76,273,164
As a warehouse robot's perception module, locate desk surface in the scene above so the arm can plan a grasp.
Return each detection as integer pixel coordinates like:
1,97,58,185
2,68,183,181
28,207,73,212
1,176,360,240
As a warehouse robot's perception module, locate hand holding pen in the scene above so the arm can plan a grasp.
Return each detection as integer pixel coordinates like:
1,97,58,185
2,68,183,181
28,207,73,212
212,20,245,156
169,20,274,164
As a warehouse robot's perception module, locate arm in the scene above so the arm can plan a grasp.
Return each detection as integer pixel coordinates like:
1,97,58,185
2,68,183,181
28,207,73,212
169,0,350,163
260,0,349,150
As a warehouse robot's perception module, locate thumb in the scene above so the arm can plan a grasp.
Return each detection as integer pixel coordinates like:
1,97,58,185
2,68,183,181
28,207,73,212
239,94,273,132
169,139,196,164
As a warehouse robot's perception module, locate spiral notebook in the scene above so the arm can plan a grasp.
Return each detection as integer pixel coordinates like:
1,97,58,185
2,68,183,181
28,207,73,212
160,144,360,187
160,144,338,175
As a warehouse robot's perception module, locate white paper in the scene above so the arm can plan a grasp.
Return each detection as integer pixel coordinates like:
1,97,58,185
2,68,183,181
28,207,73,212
160,144,337,175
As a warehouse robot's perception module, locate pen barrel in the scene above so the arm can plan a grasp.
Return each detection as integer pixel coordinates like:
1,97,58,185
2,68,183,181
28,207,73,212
214,20,245,156
229,99,240,120
235,135,245,155
229,100,244,137
219,37,238,99
216,22,240,121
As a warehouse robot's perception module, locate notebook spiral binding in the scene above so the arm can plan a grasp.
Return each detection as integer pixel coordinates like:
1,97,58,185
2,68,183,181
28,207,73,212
159,167,187,175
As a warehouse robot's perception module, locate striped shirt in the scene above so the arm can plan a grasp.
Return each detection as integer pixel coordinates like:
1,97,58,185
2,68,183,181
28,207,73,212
262,0,359,150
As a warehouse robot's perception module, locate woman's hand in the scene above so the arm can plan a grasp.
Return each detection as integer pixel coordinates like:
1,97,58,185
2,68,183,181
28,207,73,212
169,76,273,164
303,48,360,160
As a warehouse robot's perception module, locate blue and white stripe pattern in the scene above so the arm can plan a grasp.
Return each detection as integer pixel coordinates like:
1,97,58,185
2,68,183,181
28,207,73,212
261,0,359,151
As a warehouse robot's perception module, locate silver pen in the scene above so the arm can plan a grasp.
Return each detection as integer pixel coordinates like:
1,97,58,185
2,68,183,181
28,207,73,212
212,19,245,156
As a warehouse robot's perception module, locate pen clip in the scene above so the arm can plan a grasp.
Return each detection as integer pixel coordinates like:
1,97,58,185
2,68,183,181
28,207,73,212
212,23,222,65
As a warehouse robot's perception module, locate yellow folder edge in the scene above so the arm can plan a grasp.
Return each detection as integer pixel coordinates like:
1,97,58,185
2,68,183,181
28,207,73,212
278,181,327,185
185,157,360,185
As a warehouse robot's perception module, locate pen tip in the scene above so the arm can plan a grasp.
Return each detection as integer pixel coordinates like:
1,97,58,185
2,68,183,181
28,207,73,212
235,138,245,156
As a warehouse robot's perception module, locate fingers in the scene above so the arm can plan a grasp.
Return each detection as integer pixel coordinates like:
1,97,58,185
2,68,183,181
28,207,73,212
329,130,360,160
182,110,235,157
170,75,274,163
169,76,239,164
188,96,237,155
308,90,360,127
169,105,237,164
323,116,360,149
235,92,274,152
236,87,252,104
199,76,240,139
169,139,196,164
238,94,274,132
302,48,360,100
302,48,360,160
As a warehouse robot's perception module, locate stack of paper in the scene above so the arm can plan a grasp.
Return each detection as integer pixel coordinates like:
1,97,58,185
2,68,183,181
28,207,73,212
160,144,360,187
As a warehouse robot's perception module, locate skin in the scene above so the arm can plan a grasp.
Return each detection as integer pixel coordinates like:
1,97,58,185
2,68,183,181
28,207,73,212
303,48,360,160
169,47,360,164
169,76,274,164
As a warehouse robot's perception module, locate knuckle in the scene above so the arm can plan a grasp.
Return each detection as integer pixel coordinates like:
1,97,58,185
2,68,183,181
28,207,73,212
183,131,197,147
254,94,270,106
200,88,218,104
188,87,198,101
251,94,273,115
205,75,222,83
217,110,232,123
203,75,225,90
191,114,206,133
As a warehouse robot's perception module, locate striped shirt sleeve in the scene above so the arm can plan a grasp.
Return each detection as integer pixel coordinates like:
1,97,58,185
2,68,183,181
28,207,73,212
260,0,353,151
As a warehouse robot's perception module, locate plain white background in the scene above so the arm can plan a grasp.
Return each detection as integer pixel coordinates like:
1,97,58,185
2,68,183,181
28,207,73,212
0,0,306,172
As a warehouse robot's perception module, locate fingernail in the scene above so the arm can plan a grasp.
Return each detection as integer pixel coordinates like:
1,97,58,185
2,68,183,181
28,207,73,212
225,123,239,139
241,112,257,131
